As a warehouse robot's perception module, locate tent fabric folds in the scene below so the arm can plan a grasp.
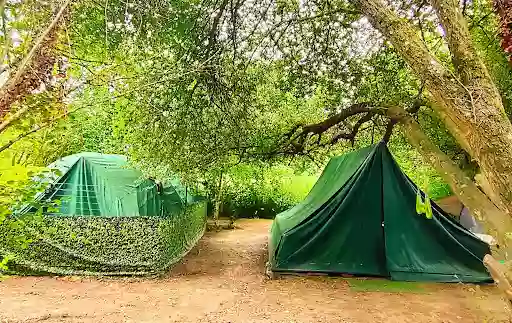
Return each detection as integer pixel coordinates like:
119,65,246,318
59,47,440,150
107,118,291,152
39,152,195,217
268,142,492,283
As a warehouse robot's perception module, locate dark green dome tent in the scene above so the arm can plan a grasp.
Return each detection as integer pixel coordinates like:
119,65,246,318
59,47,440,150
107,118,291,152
1,153,207,276
268,142,492,283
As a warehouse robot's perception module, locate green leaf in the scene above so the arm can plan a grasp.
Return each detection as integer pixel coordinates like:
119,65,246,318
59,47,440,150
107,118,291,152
187,79,197,91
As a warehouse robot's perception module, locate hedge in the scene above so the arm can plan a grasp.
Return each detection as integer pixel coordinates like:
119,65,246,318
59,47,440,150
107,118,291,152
0,201,207,276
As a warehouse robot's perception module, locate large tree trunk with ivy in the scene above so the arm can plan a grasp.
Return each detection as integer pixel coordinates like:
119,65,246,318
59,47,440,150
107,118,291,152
354,0,512,221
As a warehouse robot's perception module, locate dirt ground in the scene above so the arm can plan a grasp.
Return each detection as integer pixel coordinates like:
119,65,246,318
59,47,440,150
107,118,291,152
0,219,510,323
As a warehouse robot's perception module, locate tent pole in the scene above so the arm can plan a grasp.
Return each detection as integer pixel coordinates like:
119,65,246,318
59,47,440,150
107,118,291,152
380,147,390,278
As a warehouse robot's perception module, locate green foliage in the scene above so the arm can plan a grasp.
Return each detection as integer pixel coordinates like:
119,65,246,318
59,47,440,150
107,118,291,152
218,163,318,219
3,0,507,274
0,254,13,271
0,202,207,275
0,146,65,270
0,142,55,226
389,137,452,200
354,47,420,107
469,0,512,115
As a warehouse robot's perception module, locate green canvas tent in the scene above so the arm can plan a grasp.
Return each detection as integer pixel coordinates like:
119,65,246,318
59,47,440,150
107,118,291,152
1,153,207,275
35,152,199,217
268,142,492,283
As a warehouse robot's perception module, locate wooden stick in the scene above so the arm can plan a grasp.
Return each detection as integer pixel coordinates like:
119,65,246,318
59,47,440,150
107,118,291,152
483,254,512,307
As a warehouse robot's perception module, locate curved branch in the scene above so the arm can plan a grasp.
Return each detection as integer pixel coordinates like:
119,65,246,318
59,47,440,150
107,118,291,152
330,112,375,146
206,0,229,55
276,103,395,155
382,118,397,142
293,102,377,139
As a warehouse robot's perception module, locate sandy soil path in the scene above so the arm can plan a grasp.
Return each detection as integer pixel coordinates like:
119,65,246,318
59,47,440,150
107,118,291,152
0,219,510,322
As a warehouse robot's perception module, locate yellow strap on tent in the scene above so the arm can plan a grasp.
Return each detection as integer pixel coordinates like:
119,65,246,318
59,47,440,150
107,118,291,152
416,190,425,214
416,190,433,219
424,194,433,219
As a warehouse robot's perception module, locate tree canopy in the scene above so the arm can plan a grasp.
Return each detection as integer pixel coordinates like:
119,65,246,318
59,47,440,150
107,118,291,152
2,0,512,248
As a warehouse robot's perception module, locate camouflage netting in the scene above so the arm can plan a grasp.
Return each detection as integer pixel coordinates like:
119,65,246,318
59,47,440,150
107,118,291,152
0,153,207,276
0,203,206,275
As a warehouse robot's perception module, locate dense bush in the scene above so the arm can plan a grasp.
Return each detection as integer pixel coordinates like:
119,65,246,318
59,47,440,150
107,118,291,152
211,164,317,219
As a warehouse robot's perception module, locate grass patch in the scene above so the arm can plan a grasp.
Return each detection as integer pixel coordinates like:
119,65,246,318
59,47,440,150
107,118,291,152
346,278,426,293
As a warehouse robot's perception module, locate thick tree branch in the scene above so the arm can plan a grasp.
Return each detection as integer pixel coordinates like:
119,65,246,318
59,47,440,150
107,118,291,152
293,102,378,139
353,0,449,88
275,103,394,156
330,112,375,146
382,119,397,142
430,0,497,86
0,0,71,127
398,107,512,252
7,1,70,85
483,254,512,307
352,0,479,153
354,0,512,216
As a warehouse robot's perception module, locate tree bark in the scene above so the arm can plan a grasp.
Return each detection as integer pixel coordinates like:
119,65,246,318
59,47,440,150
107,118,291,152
353,0,512,216
0,0,70,129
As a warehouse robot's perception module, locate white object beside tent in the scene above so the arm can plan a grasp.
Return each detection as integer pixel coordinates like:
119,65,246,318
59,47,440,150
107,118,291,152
474,233,496,246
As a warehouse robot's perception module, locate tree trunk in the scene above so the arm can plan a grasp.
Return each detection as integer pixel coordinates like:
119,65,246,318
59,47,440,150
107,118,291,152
354,0,512,216
389,107,512,253
213,171,224,226
475,173,502,207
